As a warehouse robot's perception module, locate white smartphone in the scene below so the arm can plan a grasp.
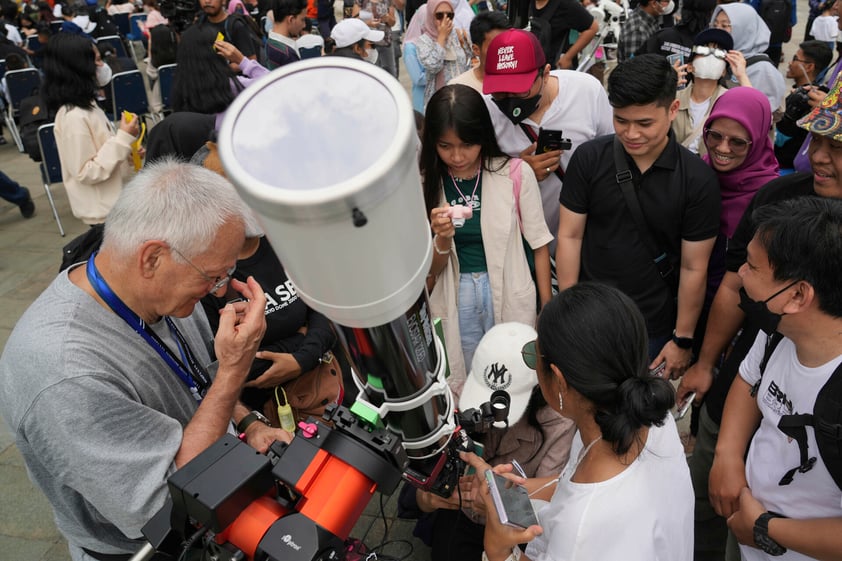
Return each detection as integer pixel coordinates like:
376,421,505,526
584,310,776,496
674,392,696,420
484,469,539,529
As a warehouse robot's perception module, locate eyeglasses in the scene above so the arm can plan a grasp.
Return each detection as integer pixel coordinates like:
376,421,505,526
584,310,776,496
692,45,727,59
791,55,812,64
170,246,236,293
521,339,544,370
703,128,752,154
435,11,454,20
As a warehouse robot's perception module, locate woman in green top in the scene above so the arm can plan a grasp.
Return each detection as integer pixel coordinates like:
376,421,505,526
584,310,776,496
421,84,553,393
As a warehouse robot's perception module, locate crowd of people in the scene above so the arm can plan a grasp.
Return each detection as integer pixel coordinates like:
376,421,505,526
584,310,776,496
1,0,842,560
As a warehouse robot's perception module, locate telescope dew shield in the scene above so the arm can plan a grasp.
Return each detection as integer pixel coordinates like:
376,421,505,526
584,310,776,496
217,58,432,329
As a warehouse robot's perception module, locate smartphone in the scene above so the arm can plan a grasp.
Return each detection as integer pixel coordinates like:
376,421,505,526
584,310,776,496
674,392,696,420
536,128,572,153
666,53,684,67
485,469,539,529
649,360,666,377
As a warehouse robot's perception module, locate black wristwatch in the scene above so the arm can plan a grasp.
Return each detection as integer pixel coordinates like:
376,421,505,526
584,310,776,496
237,410,271,434
753,511,787,556
672,330,694,350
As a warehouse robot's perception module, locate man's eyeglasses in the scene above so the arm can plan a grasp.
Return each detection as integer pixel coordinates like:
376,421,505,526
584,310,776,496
521,339,543,370
703,128,752,154
170,246,236,293
791,55,812,64
692,45,727,60
435,11,454,20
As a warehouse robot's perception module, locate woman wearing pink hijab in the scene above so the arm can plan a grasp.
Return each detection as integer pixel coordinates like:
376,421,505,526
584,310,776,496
415,0,472,109
700,86,779,313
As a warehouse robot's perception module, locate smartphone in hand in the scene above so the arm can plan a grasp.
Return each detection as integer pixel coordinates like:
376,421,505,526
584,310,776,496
485,469,539,529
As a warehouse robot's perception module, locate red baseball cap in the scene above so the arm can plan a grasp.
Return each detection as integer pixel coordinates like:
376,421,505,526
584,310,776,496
483,29,546,95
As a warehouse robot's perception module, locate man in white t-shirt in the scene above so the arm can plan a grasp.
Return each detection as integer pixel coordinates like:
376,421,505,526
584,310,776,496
481,29,613,254
709,196,842,560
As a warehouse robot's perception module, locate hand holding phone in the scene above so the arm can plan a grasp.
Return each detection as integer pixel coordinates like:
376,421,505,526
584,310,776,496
674,392,696,420
485,469,539,529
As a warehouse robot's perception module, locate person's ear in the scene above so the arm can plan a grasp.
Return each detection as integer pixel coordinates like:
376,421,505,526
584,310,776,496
472,42,480,58
138,240,168,279
782,281,814,314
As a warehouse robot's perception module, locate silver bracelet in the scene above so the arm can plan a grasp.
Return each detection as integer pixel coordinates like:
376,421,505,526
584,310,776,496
433,235,451,256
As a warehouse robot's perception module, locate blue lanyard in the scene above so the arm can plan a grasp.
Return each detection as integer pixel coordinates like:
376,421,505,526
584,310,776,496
86,252,210,402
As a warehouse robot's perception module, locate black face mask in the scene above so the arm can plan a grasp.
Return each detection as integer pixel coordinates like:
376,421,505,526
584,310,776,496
738,281,799,335
493,89,542,125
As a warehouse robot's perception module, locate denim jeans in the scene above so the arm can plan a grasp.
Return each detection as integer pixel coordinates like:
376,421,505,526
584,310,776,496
458,272,494,371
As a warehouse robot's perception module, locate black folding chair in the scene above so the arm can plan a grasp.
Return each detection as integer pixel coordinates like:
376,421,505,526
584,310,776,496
110,69,152,126
156,63,176,113
36,123,65,236
112,11,131,36
4,68,41,152
95,35,130,59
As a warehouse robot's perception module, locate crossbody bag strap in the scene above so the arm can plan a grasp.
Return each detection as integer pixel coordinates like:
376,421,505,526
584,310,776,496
612,136,675,285
519,123,565,181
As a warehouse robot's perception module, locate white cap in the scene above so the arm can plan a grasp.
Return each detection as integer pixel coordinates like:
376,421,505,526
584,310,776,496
331,18,384,48
459,322,539,426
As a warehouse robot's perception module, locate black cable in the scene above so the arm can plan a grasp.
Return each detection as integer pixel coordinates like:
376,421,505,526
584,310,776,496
177,526,208,561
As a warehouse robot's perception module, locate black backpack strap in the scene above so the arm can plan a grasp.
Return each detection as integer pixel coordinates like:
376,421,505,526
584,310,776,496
777,413,817,485
612,136,676,289
752,331,784,396
745,54,774,67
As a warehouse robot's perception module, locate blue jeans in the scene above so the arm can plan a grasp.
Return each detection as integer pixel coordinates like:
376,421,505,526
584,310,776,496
458,272,494,371
0,170,29,206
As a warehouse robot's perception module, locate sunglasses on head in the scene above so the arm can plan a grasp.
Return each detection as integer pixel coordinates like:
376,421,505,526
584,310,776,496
703,128,752,153
692,45,727,59
435,11,454,20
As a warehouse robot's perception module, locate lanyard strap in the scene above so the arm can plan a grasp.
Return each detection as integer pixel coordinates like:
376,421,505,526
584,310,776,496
86,253,210,401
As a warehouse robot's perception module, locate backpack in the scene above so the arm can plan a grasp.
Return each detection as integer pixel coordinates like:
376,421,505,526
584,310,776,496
753,332,842,490
18,94,52,162
527,0,562,66
759,0,792,45
224,13,267,66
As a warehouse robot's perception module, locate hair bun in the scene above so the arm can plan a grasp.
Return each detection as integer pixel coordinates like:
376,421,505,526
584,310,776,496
594,376,675,454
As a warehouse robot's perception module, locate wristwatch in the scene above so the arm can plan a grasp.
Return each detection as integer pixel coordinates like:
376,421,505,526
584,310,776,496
672,330,694,350
237,410,271,434
753,511,787,556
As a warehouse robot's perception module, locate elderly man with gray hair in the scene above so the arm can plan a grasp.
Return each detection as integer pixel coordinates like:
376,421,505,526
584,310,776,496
0,160,292,561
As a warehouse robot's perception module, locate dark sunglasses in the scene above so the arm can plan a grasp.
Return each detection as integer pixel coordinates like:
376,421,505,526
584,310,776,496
703,128,752,154
435,11,454,20
521,339,543,370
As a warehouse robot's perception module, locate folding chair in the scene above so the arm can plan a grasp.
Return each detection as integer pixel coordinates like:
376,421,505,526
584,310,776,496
49,21,62,34
110,70,152,126
26,35,41,54
4,68,41,152
95,35,130,59
112,11,131,37
127,13,147,58
156,63,176,113
36,123,65,236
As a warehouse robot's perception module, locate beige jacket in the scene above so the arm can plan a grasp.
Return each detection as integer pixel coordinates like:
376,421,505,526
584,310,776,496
672,83,728,159
55,104,134,225
428,158,553,396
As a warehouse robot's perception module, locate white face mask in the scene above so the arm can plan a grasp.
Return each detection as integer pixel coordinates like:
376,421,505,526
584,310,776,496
662,0,675,14
95,63,113,87
364,48,378,65
692,55,726,80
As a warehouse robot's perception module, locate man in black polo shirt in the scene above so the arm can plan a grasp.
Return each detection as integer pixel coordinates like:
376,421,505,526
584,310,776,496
677,75,842,561
200,0,257,60
556,54,720,380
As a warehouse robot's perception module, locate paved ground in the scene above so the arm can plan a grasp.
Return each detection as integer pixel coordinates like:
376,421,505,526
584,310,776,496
0,9,810,560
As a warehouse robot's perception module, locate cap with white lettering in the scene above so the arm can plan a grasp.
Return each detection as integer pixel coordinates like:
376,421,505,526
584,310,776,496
482,29,546,96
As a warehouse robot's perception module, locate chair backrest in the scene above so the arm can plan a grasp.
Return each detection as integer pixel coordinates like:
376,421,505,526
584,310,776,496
0,59,6,81
157,63,176,110
298,46,322,59
5,68,41,113
129,13,147,38
26,35,41,53
38,123,63,185
96,35,129,59
49,21,63,34
112,11,131,36
111,69,149,117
